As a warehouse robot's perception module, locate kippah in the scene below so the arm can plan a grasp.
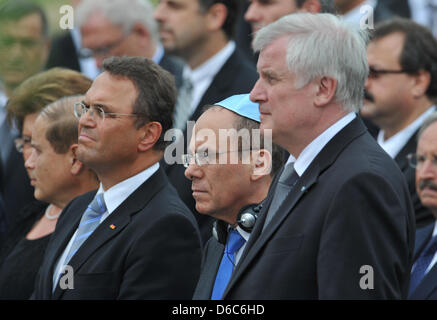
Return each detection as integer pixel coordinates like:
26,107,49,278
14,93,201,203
214,94,260,122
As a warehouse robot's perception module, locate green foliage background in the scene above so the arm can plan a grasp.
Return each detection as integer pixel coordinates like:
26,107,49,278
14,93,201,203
0,0,159,36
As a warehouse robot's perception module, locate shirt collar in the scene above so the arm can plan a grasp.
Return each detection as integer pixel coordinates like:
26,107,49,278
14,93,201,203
183,41,236,83
377,106,436,158
286,112,357,176
97,162,160,214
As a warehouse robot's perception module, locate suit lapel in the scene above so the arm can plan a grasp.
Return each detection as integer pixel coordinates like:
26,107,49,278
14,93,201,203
52,167,168,299
224,117,368,298
189,49,240,122
394,130,418,172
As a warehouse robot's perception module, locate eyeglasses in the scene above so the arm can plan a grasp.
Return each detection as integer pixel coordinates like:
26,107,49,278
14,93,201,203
182,149,255,168
74,102,147,123
407,153,437,169
368,66,410,79
78,34,130,58
14,136,32,153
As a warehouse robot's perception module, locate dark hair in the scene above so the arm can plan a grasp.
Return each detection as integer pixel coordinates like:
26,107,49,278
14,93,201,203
296,0,336,13
7,68,92,131
102,56,177,151
198,0,241,39
371,18,437,100
202,105,284,176
0,0,48,38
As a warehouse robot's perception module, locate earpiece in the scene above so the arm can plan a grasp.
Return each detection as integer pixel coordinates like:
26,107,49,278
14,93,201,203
236,203,263,232
212,202,264,244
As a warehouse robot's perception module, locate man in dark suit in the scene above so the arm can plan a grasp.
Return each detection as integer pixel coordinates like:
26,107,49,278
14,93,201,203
408,112,437,299
0,0,49,225
32,56,202,299
155,0,258,243
362,18,437,228
72,0,183,87
182,94,283,299
222,13,415,299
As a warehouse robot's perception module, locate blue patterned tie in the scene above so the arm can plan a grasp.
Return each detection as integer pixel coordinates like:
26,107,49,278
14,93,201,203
211,229,245,300
65,193,107,263
53,193,107,291
409,236,437,295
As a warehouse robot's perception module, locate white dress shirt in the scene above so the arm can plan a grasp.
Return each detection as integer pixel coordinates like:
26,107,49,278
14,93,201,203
52,162,160,289
377,106,436,159
182,41,236,117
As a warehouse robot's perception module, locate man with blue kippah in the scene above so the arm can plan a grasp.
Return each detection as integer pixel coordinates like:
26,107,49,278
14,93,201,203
184,94,283,300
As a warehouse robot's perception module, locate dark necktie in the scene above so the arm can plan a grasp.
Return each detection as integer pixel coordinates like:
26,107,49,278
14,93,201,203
409,236,437,296
263,163,299,230
211,229,245,300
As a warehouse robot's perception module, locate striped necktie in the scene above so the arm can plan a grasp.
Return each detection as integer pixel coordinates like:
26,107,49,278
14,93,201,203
263,162,299,230
409,236,437,296
53,193,107,291
173,77,194,131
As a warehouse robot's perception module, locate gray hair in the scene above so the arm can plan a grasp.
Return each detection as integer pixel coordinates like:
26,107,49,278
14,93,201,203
418,111,437,140
75,0,159,44
252,13,369,112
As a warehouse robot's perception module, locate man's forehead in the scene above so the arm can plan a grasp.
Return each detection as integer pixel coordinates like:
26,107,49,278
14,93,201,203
190,108,237,151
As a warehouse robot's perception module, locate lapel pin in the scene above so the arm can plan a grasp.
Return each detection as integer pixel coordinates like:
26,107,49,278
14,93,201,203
301,186,307,192
110,224,116,230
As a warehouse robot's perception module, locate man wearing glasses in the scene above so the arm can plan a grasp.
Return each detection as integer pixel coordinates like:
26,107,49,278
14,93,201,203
183,94,283,299
75,0,183,88
32,56,202,299
407,112,437,299
362,18,437,228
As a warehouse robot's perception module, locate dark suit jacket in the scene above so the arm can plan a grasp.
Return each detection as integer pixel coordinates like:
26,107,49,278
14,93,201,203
409,222,437,299
32,167,202,299
45,31,81,72
222,117,415,299
0,117,35,228
162,47,259,244
394,130,434,228
159,53,184,90
192,236,224,299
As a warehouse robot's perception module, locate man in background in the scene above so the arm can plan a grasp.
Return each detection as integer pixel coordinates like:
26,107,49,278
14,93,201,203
362,18,437,228
408,112,437,299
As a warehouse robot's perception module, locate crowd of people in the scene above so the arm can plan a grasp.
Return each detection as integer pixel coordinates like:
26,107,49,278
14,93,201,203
0,0,437,300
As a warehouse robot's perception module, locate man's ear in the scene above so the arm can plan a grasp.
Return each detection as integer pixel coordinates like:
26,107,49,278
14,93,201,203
70,144,84,175
411,69,431,98
205,3,227,32
138,121,162,152
251,149,272,179
314,76,337,108
300,0,322,13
